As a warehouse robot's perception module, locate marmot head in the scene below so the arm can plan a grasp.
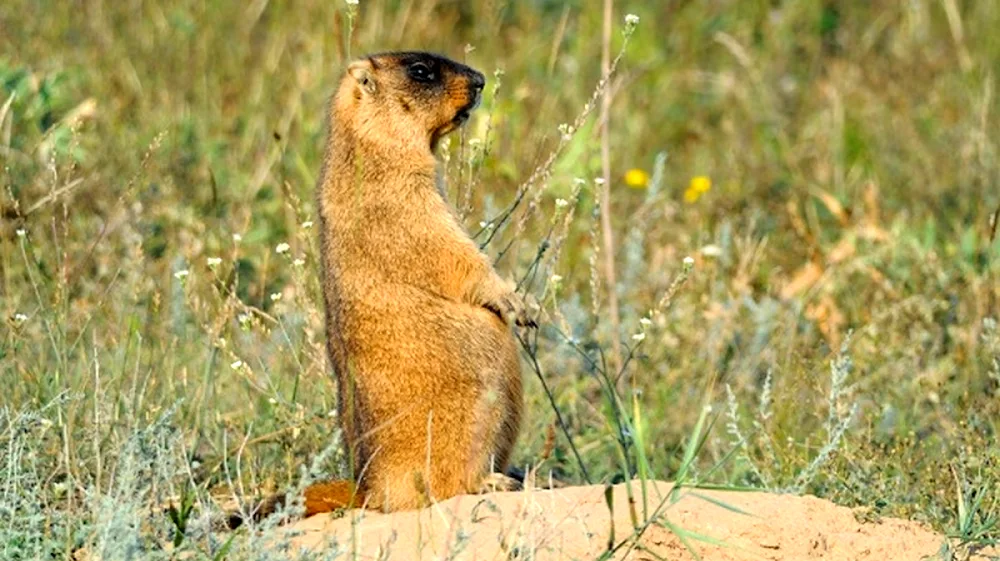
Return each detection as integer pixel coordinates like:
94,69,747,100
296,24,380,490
336,51,486,153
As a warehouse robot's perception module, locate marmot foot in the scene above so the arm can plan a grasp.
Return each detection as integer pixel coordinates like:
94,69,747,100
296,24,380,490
478,472,522,493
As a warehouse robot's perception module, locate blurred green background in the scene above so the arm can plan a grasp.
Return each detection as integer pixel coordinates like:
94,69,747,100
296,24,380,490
2,0,999,548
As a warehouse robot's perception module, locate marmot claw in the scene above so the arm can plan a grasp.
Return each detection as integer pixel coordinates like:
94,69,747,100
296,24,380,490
484,292,537,328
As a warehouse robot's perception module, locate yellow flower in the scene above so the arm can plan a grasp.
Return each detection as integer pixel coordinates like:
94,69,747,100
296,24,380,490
690,175,711,193
624,168,649,189
684,175,711,203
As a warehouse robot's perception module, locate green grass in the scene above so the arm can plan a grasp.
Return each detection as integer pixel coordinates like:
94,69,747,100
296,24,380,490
2,0,999,558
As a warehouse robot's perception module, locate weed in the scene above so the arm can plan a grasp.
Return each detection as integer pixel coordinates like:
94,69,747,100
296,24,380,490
1,0,999,557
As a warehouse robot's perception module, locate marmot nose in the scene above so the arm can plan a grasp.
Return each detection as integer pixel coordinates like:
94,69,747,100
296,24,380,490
468,71,485,92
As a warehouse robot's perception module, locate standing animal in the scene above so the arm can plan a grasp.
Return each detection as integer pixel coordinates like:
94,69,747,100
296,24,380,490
299,50,534,514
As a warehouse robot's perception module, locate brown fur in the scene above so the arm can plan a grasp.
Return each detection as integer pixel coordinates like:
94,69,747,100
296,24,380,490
219,52,531,529
298,51,533,514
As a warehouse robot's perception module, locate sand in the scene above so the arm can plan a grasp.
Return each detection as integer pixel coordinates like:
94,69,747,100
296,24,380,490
276,480,993,560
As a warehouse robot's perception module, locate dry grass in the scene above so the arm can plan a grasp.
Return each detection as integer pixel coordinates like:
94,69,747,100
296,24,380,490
2,0,999,558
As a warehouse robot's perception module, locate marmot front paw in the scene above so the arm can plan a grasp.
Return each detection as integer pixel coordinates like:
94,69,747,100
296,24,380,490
483,292,538,328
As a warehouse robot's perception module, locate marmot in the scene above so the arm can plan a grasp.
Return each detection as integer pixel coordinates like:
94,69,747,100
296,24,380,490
299,51,535,514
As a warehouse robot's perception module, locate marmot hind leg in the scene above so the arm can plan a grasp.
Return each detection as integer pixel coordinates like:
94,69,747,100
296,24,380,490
362,455,478,511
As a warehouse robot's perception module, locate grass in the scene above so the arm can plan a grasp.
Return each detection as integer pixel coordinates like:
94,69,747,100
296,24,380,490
2,0,999,558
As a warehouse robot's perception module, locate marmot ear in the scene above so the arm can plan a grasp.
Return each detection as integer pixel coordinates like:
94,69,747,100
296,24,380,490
348,61,377,95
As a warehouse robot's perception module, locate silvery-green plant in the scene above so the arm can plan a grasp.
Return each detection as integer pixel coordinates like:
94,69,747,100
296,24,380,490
725,334,858,493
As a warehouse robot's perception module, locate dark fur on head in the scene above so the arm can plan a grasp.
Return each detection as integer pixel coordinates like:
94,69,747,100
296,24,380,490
340,51,486,152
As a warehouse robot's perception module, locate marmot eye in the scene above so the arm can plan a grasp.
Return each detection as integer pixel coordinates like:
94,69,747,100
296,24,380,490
408,62,436,83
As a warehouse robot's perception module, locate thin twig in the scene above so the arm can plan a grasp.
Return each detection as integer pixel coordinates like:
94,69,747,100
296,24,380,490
516,330,592,484
474,26,637,251
600,0,623,379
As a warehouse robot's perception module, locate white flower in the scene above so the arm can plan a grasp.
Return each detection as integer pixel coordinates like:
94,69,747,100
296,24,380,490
275,242,290,254
700,244,722,258
555,198,569,209
13,313,28,324
625,14,640,26
479,221,489,228
683,256,695,266
345,0,359,4
237,313,251,325
293,258,305,267
15,229,26,238
573,177,587,186
639,317,652,327
174,270,190,280
594,177,606,185
230,360,243,370
206,256,222,267
301,220,314,229
631,332,646,342
232,233,242,242
270,292,282,302
557,123,573,140
550,274,563,284
327,409,338,418
268,397,278,405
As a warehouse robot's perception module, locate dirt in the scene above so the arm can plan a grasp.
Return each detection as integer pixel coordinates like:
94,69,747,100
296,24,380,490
280,481,993,560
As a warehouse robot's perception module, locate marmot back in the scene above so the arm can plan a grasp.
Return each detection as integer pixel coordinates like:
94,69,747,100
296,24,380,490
309,51,535,513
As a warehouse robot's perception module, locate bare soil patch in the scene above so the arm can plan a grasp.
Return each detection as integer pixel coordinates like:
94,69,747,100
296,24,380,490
280,481,991,560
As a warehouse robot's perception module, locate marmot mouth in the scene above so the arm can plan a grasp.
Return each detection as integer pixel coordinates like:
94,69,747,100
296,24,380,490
452,88,482,126
452,108,472,125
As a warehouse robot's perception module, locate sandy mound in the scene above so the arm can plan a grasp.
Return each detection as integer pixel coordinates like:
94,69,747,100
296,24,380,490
280,481,990,560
